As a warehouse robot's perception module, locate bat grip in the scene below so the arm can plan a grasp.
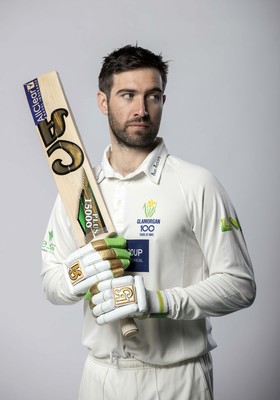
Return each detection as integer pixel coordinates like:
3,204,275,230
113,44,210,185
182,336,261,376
121,318,139,337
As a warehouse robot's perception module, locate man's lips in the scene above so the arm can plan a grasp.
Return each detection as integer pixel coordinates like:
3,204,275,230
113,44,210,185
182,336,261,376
127,122,150,128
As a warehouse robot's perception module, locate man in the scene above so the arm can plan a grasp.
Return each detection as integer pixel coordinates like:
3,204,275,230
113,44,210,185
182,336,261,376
41,45,256,399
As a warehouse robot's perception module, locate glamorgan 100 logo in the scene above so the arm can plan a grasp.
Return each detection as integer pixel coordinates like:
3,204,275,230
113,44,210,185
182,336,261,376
137,199,160,237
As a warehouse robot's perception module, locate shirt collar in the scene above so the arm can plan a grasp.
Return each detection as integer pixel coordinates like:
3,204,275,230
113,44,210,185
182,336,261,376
95,138,169,184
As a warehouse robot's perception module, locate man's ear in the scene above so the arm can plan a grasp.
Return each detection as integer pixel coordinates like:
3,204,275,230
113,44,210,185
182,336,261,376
97,91,108,115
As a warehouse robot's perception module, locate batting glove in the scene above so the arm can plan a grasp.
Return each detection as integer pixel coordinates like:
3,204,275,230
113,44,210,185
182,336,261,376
90,276,170,325
63,237,131,296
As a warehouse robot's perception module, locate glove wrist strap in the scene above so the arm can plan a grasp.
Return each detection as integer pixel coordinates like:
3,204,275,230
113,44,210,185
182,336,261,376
147,290,169,317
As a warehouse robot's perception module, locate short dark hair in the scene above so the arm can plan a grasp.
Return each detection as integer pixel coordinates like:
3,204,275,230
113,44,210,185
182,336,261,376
98,45,169,97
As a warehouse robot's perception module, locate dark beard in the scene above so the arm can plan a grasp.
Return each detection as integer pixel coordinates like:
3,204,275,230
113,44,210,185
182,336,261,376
108,111,160,149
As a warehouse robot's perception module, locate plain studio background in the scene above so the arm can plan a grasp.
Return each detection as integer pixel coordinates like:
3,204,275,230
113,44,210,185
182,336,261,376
0,1,279,399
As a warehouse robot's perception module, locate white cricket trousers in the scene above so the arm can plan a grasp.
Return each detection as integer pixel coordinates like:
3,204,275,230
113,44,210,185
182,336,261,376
79,352,213,400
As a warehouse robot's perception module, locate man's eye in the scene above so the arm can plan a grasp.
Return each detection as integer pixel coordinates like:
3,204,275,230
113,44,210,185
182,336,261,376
122,93,134,100
148,94,161,102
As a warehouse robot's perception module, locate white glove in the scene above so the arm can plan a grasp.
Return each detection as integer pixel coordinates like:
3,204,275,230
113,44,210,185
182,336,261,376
63,237,131,296
90,276,169,326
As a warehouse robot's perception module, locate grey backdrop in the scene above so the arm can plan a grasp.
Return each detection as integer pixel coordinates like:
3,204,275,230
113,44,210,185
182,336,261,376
1,0,279,399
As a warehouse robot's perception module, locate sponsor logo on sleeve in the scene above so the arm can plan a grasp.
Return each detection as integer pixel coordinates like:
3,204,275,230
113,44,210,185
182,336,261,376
42,230,56,253
221,217,240,232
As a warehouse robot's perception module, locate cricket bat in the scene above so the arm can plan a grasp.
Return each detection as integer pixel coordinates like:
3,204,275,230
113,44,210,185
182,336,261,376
23,71,138,337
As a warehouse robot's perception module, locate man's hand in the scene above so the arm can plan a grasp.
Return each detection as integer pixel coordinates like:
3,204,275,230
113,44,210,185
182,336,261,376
64,237,131,296
90,276,169,325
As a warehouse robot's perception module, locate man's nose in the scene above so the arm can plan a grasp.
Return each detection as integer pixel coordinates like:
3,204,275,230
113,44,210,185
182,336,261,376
134,98,148,118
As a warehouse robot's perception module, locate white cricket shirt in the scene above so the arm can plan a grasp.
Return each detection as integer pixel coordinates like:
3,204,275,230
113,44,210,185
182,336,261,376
41,138,256,365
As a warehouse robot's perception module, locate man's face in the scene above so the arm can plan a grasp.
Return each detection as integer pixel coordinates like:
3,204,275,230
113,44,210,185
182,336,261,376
99,68,166,148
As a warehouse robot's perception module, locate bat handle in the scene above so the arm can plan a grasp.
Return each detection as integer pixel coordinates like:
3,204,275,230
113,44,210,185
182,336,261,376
121,318,139,337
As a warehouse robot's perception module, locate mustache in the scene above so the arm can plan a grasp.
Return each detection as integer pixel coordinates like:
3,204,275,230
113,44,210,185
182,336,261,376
125,116,150,125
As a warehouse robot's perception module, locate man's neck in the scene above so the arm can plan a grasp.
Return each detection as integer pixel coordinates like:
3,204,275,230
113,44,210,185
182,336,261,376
108,137,158,177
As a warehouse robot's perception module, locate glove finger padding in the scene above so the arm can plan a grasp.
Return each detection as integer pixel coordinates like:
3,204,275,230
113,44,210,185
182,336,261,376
64,237,131,296
96,303,139,326
92,276,148,325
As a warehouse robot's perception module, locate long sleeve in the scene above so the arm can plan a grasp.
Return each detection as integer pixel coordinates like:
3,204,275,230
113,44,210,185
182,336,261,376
166,169,256,320
41,195,81,305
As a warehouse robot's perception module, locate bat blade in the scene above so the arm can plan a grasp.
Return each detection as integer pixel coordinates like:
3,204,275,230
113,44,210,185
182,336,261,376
23,71,138,337
24,71,114,246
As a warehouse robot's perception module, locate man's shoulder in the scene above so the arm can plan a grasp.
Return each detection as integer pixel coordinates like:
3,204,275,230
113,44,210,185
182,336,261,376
165,155,217,186
164,155,228,203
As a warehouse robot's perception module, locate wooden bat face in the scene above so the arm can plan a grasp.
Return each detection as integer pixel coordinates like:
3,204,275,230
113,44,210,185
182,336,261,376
24,72,115,246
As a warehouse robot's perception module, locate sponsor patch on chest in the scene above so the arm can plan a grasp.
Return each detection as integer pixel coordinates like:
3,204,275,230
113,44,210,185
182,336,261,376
126,239,149,272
